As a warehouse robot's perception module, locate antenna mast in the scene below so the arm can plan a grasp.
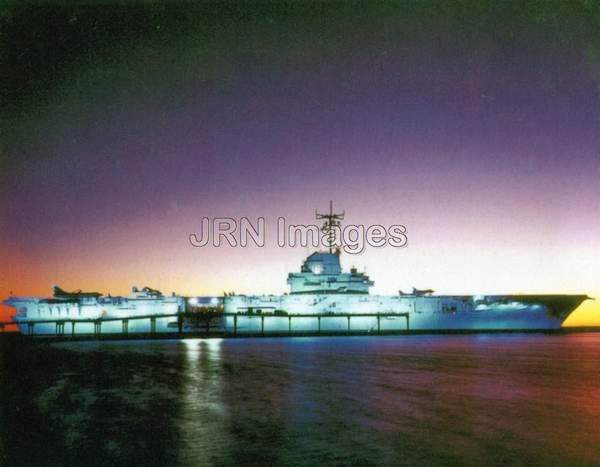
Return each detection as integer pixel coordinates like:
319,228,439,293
316,200,344,254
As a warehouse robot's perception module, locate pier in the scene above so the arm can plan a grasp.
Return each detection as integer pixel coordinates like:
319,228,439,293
0,312,411,341
3,312,597,342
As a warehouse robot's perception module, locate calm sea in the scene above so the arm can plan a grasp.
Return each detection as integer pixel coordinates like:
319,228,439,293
1,334,599,466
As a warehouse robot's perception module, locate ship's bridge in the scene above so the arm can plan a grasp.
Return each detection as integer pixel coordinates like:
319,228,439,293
287,251,373,294
301,252,341,275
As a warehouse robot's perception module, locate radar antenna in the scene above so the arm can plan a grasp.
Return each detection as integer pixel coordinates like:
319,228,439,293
316,200,344,253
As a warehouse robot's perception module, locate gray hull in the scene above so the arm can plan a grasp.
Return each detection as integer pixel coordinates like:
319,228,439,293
223,294,588,333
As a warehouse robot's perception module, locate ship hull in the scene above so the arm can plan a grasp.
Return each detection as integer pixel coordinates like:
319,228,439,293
223,294,588,333
4,294,183,337
3,293,588,337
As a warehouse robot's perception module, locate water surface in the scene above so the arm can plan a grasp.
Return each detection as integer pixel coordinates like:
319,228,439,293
1,334,599,466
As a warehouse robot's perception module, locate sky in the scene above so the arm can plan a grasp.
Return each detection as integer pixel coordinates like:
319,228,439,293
1,2,599,326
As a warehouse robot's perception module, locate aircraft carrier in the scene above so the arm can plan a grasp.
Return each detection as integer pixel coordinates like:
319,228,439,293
2,203,590,337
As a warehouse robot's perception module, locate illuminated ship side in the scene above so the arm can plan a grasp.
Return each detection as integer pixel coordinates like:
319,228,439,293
224,203,589,333
3,286,184,336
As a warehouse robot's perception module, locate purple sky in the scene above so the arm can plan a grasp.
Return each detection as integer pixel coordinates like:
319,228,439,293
2,3,600,323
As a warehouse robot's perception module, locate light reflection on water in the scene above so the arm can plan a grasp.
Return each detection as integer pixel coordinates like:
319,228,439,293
1,334,600,466
178,339,228,465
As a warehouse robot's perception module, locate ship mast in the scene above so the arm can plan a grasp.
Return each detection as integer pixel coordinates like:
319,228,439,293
316,200,344,254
